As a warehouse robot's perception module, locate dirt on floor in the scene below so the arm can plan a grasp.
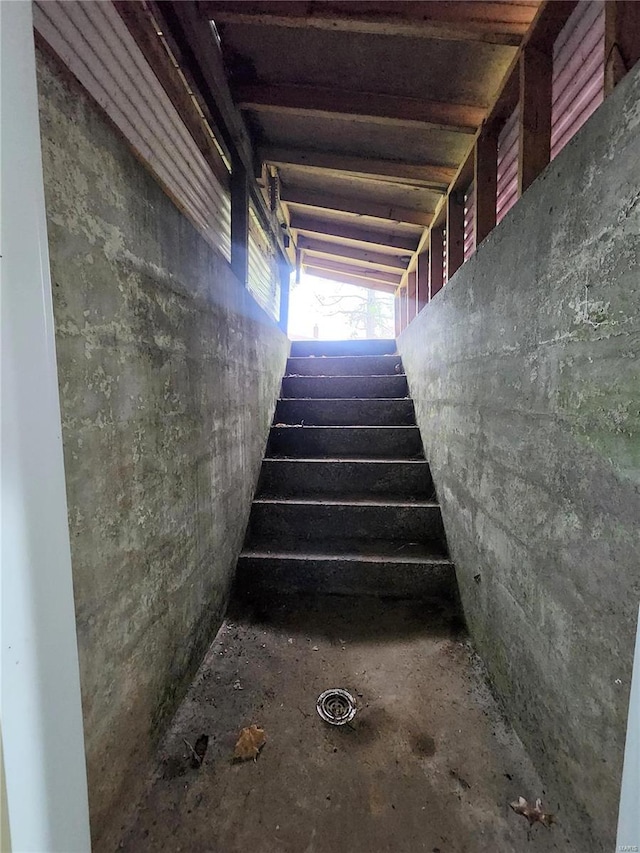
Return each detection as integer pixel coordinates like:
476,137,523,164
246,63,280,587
118,595,573,853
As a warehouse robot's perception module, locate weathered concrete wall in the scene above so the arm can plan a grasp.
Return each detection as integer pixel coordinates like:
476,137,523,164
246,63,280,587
399,64,640,851
36,48,288,850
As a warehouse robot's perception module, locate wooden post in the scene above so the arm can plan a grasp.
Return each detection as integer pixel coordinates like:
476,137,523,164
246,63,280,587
518,44,552,195
446,191,465,280
474,123,499,245
399,287,407,333
428,227,445,300
394,291,402,337
230,152,249,286
605,1,640,94
406,271,417,324
416,251,429,313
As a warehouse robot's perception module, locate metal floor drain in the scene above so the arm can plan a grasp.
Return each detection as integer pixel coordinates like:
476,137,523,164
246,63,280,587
316,688,357,726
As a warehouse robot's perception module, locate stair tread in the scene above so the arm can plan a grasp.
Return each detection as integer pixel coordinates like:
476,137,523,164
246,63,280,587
271,425,418,430
262,457,428,464
253,497,438,507
242,538,451,564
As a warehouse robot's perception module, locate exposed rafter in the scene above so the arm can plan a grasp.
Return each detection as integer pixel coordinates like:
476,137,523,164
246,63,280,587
297,237,409,271
289,213,420,252
303,256,402,286
303,265,398,293
262,147,455,189
235,84,484,133
199,1,538,46
282,187,435,227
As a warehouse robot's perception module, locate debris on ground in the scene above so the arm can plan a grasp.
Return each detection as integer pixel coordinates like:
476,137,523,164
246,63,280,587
233,679,243,690
184,734,209,769
233,725,267,762
509,796,555,828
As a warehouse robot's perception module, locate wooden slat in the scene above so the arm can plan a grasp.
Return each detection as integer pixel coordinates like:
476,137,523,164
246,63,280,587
395,292,402,338
428,227,445,299
298,237,408,270
474,123,499,244
282,187,434,227
518,43,553,194
261,147,455,189
199,1,537,46
446,191,465,279
304,265,397,293
604,0,640,94
289,214,420,252
231,153,249,285
235,84,484,133
304,256,401,286
406,271,418,324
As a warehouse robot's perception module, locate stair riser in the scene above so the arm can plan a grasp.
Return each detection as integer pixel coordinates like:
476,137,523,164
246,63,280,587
286,356,402,376
257,460,434,499
282,375,408,399
274,399,415,426
247,503,445,543
235,557,456,601
290,339,396,357
267,427,423,459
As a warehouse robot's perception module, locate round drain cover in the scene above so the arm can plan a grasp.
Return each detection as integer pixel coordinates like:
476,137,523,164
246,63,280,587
316,688,357,726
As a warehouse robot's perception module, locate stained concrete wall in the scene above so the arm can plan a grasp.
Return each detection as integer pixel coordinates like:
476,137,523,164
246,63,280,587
399,64,640,852
36,48,288,850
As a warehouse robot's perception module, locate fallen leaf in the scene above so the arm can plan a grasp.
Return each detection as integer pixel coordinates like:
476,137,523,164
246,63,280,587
510,796,555,828
234,725,266,762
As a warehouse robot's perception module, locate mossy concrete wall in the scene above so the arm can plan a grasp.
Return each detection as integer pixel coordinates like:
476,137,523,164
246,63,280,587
399,63,640,852
36,48,288,850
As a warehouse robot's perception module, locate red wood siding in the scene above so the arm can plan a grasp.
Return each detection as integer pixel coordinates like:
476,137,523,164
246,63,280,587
496,106,519,224
551,0,605,160
463,182,476,261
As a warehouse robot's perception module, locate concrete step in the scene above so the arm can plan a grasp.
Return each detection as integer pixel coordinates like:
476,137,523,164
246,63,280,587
257,459,434,499
274,398,416,427
236,539,455,600
266,425,423,459
246,499,445,544
286,355,402,376
281,375,408,399
290,339,396,357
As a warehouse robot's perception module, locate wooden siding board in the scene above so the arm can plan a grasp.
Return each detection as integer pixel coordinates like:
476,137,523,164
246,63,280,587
33,0,232,261
496,105,519,223
551,0,605,159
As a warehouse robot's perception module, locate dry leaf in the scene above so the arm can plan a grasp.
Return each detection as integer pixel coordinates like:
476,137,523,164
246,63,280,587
233,725,266,762
510,796,555,828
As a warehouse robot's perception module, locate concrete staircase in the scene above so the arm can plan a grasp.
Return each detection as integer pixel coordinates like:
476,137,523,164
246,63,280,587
236,339,456,601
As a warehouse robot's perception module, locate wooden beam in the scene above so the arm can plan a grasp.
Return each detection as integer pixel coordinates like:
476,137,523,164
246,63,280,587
303,257,402,287
261,146,455,189
605,1,640,94
446,191,465,280
474,123,498,246
153,1,290,263
114,1,230,190
428,227,445,300
297,237,408,270
395,292,402,338
230,153,249,285
289,213,420,252
235,84,484,134
282,187,434,227
416,251,429,312
304,265,397,293
199,1,537,46
518,44,552,195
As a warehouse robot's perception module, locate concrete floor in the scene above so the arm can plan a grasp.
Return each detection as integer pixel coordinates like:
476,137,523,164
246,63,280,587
118,596,572,852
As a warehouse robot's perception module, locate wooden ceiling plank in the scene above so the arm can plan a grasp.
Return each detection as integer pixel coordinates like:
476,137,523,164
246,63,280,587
290,213,419,252
303,265,398,293
297,237,408,270
303,256,402,286
235,84,484,134
198,1,538,46
261,147,455,189
282,187,435,227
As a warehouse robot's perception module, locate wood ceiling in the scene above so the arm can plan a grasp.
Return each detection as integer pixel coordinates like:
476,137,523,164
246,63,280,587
198,1,543,291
